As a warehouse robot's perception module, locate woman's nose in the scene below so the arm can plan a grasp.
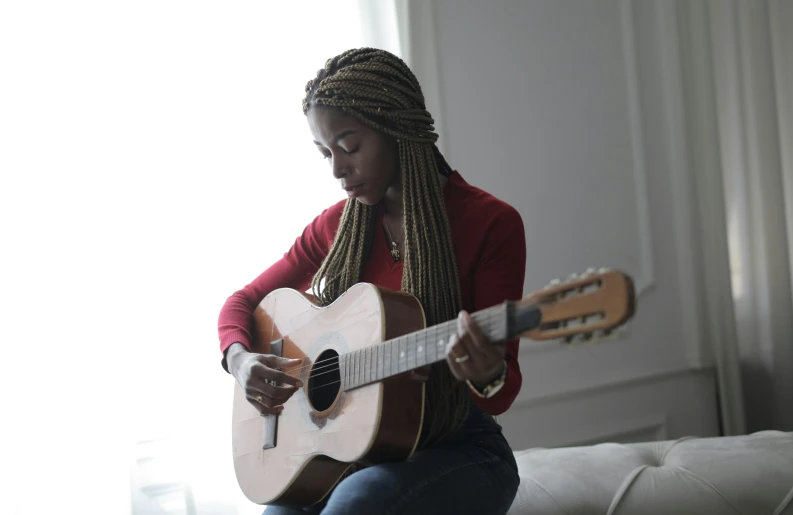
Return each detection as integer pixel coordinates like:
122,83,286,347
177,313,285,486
331,155,350,179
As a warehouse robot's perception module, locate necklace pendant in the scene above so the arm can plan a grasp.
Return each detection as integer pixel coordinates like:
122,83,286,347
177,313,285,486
390,242,401,262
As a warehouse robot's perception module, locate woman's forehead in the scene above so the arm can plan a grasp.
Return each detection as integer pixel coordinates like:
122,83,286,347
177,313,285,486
308,106,369,144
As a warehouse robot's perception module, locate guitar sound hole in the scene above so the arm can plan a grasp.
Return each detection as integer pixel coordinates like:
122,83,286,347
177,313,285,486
308,349,340,412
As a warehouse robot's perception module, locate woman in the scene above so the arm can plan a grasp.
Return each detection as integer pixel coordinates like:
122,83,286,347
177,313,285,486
218,48,526,514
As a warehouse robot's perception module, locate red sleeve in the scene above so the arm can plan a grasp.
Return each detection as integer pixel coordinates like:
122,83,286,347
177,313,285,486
469,205,527,415
217,201,344,371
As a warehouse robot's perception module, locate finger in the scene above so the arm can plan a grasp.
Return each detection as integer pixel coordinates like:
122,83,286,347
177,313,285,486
244,384,280,408
446,352,464,381
459,312,507,369
457,311,491,358
256,354,304,372
251,359,304,388
455,330,508,385
246,380,297,406
450,327,481,369
445,334,471,381
246,394,283,416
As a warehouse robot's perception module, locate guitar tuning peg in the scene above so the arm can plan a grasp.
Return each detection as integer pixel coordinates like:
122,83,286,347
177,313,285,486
569,333,588,344
545,278,561,290
598,329,616,341
585,267,597,275
598,267,610,273
566,273,579,282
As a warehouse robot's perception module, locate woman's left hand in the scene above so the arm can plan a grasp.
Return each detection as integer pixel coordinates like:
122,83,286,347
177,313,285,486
446,310,506,387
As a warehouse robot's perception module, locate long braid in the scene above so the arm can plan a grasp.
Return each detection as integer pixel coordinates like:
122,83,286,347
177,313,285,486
305,48,469,445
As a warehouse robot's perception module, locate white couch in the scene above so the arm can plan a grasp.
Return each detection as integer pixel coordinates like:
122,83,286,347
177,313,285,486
507,430,793,515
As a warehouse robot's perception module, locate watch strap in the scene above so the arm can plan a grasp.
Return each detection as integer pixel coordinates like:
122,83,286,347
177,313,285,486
466,361,508,399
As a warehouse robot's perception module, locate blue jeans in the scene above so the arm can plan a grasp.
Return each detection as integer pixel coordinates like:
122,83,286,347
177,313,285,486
262,404,519,515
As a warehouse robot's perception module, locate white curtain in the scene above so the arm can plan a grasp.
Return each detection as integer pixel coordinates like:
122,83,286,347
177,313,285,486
708,0,793,433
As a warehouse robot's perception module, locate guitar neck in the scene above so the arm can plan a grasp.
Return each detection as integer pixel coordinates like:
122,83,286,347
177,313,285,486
339,301,540,392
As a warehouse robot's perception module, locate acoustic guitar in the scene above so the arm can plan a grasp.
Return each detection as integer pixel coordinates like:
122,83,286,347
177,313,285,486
231,268,635,507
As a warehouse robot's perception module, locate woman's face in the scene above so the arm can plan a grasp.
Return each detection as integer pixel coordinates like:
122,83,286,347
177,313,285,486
307,106,400,206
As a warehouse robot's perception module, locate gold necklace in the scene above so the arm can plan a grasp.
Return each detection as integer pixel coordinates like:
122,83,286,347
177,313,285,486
383,216,402,262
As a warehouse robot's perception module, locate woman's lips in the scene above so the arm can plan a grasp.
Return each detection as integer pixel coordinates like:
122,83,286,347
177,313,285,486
344,184,364,198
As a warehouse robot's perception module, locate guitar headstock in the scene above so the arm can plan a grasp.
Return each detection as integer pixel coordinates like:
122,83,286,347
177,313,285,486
515,268,635,343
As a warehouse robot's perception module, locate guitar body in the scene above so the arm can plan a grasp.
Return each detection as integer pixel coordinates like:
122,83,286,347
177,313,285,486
231,283,427,507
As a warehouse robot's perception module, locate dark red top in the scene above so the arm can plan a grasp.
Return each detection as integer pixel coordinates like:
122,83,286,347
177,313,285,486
217,171,526,415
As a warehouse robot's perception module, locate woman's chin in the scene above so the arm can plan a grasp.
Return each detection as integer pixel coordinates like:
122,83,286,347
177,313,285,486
354,195,380,206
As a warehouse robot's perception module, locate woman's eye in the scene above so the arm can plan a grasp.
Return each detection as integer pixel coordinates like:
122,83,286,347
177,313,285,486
343,146,359,155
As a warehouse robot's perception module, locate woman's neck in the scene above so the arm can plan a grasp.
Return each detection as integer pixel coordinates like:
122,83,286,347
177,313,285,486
383,174,448,220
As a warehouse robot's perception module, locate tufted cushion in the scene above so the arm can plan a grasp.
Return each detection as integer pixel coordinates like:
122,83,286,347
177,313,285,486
507,430,793,515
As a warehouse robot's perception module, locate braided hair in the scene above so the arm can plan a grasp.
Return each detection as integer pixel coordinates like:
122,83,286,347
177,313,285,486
303,48,469,445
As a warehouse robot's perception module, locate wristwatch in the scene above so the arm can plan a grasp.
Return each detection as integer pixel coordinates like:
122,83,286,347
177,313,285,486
466,361,507,399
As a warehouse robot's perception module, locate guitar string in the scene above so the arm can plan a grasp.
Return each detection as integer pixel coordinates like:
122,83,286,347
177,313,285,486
271,311,503,381
274,315,506,388
273,287,604,394
281,307,593,391
293,315,499,378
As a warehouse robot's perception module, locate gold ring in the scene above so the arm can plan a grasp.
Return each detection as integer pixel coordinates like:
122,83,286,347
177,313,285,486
455,355,470,364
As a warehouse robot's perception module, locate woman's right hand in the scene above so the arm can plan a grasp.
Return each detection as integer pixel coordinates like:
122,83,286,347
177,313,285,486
226,343,304,415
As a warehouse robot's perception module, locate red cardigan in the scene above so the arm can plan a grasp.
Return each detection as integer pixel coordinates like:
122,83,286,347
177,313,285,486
217,171,526,415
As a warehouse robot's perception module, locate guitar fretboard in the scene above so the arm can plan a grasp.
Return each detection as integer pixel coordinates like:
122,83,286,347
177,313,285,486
339,304,513,391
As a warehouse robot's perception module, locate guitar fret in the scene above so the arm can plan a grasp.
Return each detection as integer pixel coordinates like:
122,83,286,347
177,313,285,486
372,346,377,384
433,326,440,360
382,344,391,378
393,336,399,375
380,343,385,380
356,349,362,388
431,329,437,361
374,344,379,382
344,352,348,389
338,355,343,390
403,334,409,371
417,334,424,367
365,346,371,385
399,335,406,373
361,347,366,385
347,352,351,389
349,351,354,389
373,346,378,382
368,346,374,383
408,332,414,370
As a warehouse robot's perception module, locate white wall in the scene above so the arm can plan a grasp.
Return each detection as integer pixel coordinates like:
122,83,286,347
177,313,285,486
406,0,723,448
